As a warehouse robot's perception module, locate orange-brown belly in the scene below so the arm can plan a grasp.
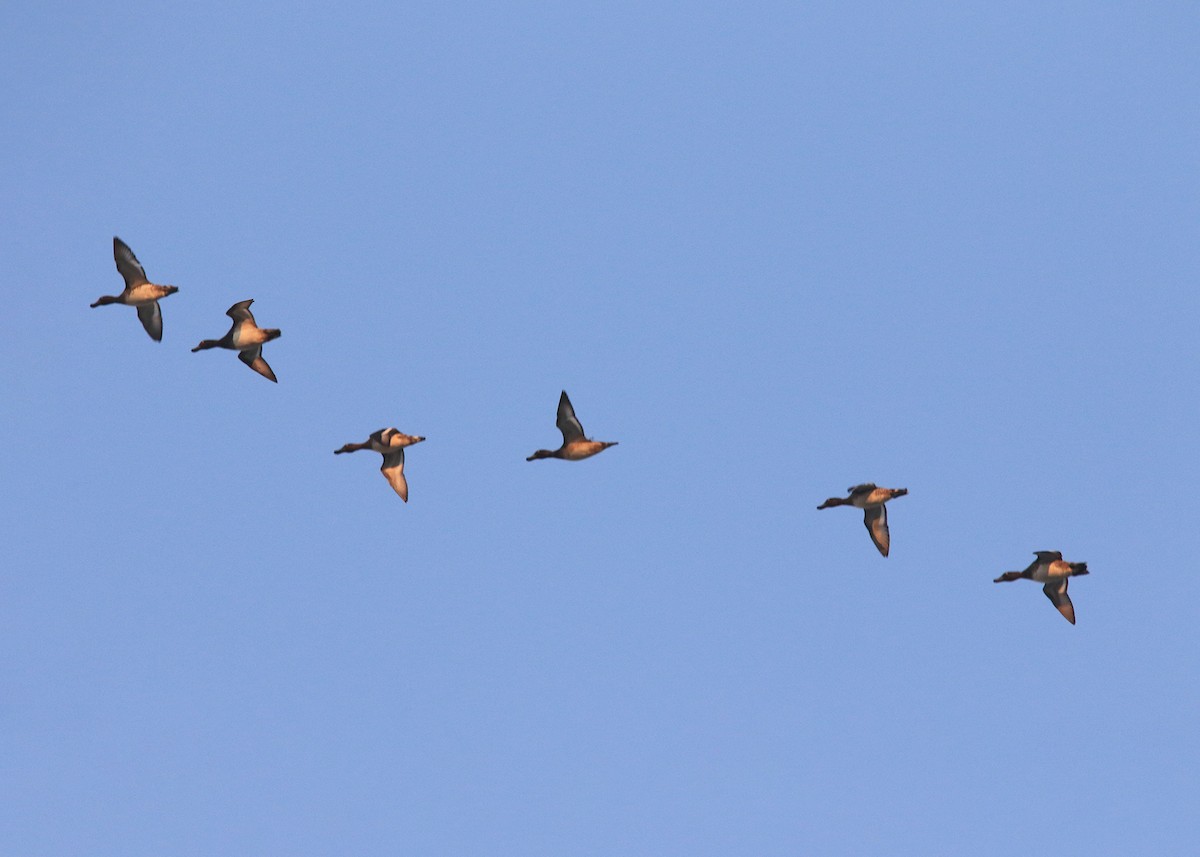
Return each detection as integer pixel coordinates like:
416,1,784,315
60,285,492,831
561,441,607,460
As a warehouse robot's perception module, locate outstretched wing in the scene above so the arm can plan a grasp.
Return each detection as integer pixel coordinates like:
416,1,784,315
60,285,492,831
238,345,277,382
136,301,163,341
863,505,890,557
226,299,257,324
113,237,149,288
380,449,408,501
848,482,877,496
556,390,586,444
1043,579,1076,624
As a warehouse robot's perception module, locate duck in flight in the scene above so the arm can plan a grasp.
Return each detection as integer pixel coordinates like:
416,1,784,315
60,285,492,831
817,483,909,557
191,299,282,382
335,428,426,502
993,550,1090,624
90,237,179,341
526,391,618,462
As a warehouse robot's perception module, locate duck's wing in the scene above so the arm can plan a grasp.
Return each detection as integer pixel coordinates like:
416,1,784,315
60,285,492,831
226,299,257,324
380,448,408,501
136,301,163,341
113,237,149,288
863,505,890,557
848,482,877,496
1043,578,1076,624
556,390,586,444
238,345,277,382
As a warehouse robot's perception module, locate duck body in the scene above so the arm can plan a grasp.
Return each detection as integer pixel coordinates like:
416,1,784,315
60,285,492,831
994,551,1090,624
90,237,179,341
526,391,618,462
816,483,908,557
191,299,282,382
819,484,907,510
335,428,426,502
550,440,619,461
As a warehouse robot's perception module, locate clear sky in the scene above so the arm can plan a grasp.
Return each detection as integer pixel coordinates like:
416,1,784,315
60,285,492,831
3,1,1198,854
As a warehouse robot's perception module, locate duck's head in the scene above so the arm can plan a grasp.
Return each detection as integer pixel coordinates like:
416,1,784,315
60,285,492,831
526,449,556,461
90,295,120,307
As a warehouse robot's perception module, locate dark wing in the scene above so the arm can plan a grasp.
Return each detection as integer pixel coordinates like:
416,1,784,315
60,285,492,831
380,449,408,501
226,299,257,324
848,482,877,497
556,390,586,444
863,505,890,557
113,237,149,288
135,301,163,341
238,345,277,382
1043,579,1076,624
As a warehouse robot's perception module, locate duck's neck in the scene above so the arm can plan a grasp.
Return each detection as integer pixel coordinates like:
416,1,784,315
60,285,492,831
994,571,1028,582
191,339,222,351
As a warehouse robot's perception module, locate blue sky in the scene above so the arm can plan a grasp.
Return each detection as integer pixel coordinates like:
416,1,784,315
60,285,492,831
3,1,1198,854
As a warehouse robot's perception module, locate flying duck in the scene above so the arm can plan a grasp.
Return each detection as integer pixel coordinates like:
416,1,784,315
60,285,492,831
90,237,179,341
191,299,282,382
817,483,909,557
994,551,1090,624
526,391,618,461
335,428,426,501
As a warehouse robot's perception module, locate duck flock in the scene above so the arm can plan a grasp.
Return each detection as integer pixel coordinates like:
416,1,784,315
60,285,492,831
92,236,1090,625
